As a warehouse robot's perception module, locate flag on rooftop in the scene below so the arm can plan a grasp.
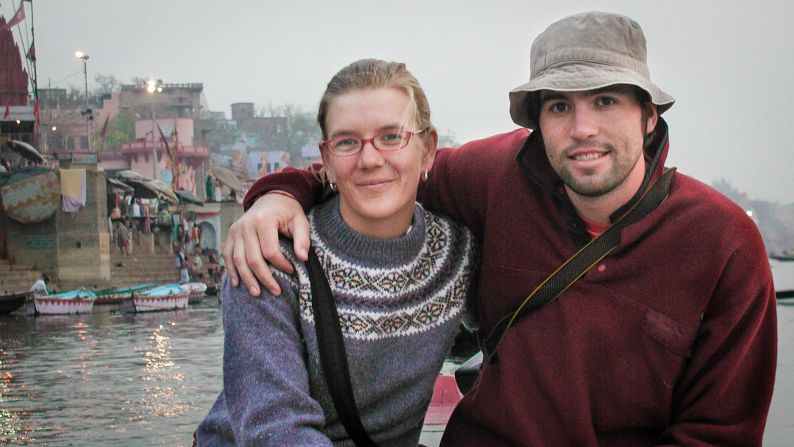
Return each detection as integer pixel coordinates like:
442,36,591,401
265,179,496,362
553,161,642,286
0,3,26,31
26,43,36,61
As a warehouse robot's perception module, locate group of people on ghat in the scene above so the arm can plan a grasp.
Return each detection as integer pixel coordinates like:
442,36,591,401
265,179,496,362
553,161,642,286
196,11,777,447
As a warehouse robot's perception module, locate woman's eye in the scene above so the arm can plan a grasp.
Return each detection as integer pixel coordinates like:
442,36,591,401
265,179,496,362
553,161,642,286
335,138,358,147
380,133,401,142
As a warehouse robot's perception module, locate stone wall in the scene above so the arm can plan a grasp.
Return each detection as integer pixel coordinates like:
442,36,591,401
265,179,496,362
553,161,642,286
4,167,111,288
218,201,243,251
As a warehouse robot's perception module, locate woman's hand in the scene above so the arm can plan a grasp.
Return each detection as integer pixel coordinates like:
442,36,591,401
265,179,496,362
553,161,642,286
222,192,311,296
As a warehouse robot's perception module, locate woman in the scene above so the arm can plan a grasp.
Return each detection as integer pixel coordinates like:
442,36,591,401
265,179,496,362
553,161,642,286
197,59,477,446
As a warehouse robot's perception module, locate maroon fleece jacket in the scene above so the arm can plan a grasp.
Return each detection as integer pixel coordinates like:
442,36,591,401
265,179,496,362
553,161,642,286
244,119,777,446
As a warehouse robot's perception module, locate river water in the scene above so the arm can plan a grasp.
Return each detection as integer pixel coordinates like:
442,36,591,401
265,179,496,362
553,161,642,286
1,298,792,446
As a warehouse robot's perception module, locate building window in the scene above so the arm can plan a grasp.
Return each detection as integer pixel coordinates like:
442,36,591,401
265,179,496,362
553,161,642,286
80,136,89,149
50,133,63,153
67,137,75,150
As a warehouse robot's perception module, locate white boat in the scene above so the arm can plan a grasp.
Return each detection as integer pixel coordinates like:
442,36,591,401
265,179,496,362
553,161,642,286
182,282,208,304
123,284,189,313
27,289,96,315
771,258,794,299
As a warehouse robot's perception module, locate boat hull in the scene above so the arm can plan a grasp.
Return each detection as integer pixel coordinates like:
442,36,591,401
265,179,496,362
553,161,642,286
0,291,31,314
31,297,95,315
182,282,208,304
94,284,157,305
123,291,190,313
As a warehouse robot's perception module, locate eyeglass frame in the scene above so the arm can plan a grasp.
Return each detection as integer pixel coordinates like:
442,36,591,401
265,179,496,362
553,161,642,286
319,128,428,157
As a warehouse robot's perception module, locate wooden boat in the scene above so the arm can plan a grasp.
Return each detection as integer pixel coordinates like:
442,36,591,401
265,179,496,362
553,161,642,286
123,284,189,313
27,289,96,315
424,375,463,427
0,290,32,314
182,282,208,304
93,283,157,305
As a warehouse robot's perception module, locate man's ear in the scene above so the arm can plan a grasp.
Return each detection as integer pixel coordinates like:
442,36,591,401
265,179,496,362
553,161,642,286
645,103,658,136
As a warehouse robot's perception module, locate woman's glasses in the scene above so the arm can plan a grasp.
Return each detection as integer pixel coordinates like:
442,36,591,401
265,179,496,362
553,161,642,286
320,129,426,157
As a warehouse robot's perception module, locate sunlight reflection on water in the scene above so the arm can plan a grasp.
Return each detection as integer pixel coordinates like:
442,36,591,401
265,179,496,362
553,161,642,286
0,300,224,446
0,298,792,446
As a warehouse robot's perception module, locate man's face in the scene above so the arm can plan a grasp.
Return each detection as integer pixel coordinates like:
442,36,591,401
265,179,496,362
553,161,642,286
538,86,658,200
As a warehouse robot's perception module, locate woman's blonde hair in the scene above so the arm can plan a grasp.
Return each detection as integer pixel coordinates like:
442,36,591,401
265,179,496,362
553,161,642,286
317,59,434,139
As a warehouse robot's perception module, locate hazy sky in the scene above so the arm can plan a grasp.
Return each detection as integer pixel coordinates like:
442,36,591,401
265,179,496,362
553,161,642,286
3,0,792,203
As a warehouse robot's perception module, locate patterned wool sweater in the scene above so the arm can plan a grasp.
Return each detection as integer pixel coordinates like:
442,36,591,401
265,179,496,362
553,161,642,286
198,196,477,447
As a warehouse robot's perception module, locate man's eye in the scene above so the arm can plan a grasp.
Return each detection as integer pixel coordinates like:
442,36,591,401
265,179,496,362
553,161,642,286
596,97,617,107
548,103,569,114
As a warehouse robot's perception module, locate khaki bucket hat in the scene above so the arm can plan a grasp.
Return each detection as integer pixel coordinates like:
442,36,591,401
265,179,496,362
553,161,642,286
509,11,675,129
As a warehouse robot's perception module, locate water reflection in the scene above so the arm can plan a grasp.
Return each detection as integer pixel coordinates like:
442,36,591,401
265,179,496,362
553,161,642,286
0,300,224,446
1,297,792,446
140,325,185,418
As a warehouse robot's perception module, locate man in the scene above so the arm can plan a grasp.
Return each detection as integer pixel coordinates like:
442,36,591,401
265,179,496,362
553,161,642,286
223,11,776,446
30,274,49,297
175,244,190,284
116,220,130,256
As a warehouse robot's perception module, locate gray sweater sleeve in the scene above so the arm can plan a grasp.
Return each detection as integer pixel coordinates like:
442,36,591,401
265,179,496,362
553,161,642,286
221,277,333,447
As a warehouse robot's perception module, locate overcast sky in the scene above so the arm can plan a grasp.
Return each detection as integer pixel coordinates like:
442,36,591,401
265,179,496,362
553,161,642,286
3,0,792,203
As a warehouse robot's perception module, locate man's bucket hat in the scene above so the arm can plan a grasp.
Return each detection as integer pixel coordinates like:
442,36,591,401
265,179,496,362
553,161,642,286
509,11,675,129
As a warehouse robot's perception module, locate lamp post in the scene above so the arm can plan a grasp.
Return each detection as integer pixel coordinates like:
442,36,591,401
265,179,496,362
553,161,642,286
145,79,163,180
74,51,92,152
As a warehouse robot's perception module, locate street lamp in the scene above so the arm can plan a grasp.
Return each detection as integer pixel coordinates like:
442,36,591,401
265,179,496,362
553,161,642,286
74,51,92,152
145,78,163,180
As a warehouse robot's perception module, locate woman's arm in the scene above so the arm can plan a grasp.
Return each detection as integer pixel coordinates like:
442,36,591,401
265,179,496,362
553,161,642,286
220,276,333,446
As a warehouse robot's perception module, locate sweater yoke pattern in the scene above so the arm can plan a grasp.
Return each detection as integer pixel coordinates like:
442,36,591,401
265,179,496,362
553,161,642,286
274,204,474,342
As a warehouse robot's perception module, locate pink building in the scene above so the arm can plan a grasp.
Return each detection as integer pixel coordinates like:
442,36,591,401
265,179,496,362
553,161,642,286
101,117,208,193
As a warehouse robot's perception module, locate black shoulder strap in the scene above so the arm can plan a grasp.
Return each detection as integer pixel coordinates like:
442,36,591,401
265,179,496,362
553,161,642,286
306,249,380,447
481,167,676,363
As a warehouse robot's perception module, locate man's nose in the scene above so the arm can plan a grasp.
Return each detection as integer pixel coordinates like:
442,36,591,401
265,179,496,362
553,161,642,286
570,106,599,140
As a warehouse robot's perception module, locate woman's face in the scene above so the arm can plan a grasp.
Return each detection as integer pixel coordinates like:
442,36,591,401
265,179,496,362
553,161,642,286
322,87,436,239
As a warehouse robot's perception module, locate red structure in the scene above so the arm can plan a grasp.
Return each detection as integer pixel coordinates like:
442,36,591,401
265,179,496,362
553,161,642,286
0,16,29,107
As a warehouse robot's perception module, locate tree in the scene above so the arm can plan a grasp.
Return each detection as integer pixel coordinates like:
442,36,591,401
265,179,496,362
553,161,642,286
437,131,460,149
67,85,84,103
100,112,136,151
93,74,119,97
204,119,238,152
256,104,321,167
130,76,147,87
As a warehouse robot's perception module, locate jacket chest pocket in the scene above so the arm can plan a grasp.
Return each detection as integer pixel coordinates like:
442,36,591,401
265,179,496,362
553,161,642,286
587,289,701,432
642,306,699,358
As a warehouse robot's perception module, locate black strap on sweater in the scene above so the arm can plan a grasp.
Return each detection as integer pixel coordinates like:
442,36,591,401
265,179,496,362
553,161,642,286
306,249,380,447
480,167,676,363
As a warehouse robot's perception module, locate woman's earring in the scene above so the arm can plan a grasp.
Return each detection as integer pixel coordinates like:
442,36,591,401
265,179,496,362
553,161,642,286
329,180,338,191
421,170,429,182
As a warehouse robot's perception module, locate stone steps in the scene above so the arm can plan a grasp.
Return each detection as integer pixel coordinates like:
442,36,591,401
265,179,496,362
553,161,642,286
0,267,43,293
107,253,180,288
0,253,205,292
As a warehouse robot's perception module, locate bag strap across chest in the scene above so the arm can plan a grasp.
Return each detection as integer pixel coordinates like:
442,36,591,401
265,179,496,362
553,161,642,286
307,249,381,447
480,167,676,363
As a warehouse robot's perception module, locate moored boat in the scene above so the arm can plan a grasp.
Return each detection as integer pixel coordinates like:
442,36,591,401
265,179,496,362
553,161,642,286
28,289,96,315
771,257,794,299
182,282,208,304
93,283,157,305
123,284,189,313
0,291,32,314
